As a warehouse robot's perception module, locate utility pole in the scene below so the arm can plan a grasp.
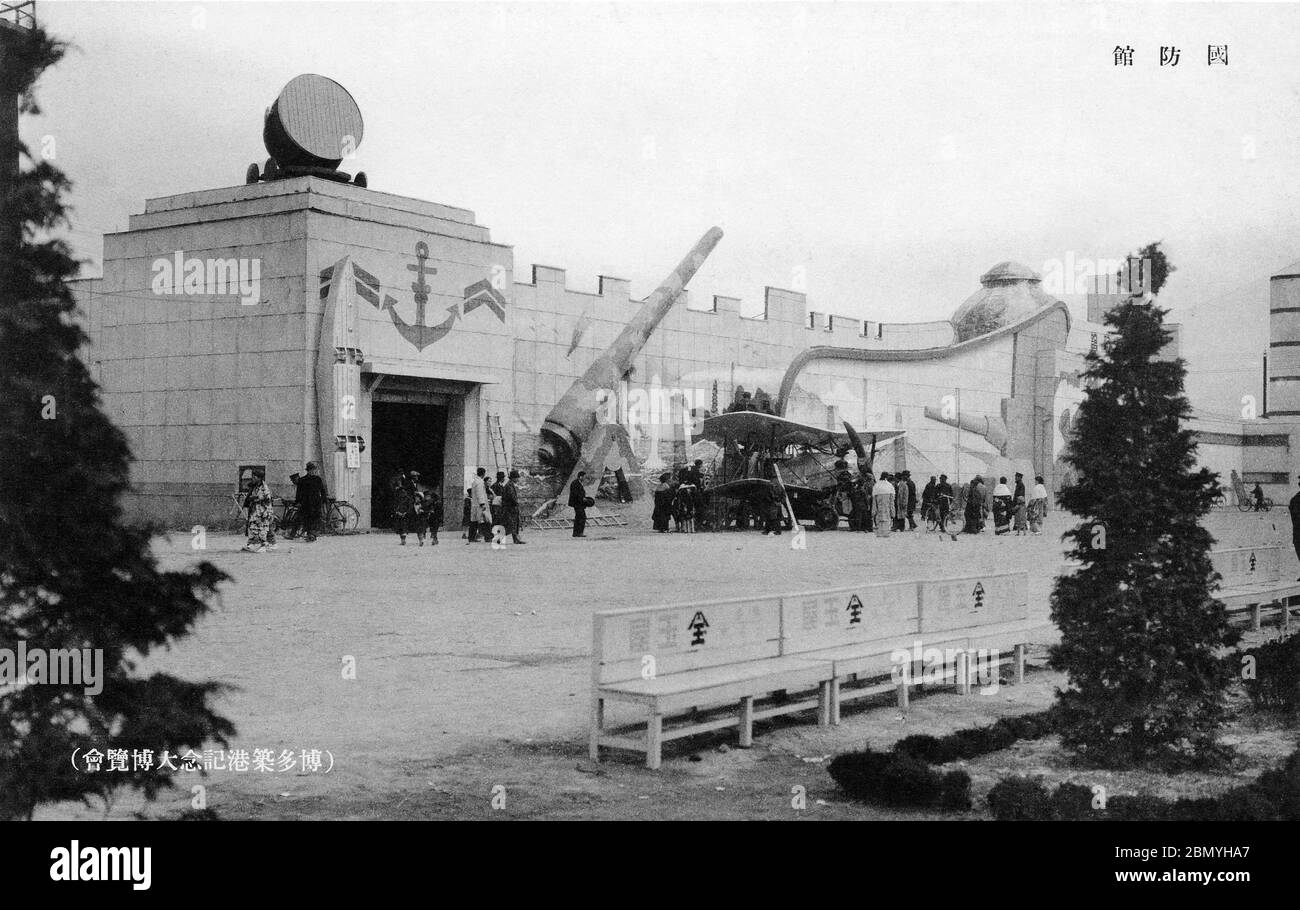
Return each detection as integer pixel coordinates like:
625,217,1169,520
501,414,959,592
954,386,961,484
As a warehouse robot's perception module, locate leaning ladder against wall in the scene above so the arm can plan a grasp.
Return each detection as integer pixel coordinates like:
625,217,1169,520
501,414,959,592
487,413,507,473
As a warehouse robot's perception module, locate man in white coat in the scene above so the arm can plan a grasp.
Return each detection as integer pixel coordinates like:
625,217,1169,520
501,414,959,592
872,473,896,538
467,466,493,544
1029,474,1049,535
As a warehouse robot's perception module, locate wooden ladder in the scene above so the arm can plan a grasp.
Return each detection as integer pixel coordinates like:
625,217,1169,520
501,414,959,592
529,512,628,531
486,413,508,472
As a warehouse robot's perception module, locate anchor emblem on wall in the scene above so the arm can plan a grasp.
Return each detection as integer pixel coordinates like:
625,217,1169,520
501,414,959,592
375,240,509,352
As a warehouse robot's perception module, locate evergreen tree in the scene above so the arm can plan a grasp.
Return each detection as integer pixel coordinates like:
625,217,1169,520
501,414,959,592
1050,243,1237,768
0,28,233,820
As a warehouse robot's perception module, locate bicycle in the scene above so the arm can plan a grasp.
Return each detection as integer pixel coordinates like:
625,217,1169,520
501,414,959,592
924,495,954,532
1237,496,1273,513
280,498,361,537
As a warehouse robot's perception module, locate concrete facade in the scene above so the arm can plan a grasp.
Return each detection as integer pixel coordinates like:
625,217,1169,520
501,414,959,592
70,177,1297,528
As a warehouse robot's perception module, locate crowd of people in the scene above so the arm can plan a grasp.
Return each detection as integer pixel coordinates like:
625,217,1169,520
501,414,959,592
240,461,329,553
651,459,707,533
819,464,1052,539
459,467,526,545
236,454,1053,553
644,454,1056,540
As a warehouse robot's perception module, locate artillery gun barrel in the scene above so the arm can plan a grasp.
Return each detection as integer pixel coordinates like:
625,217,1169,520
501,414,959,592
922,405,1009,452
537,226,724,469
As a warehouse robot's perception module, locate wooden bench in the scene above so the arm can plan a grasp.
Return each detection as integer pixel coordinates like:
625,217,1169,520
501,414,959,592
778,580,925,722
780,572,1042,723
590,595,834,769
1212,546,1300,631
591,572,1050,767
919,572,1039,696
1062,546,1299,631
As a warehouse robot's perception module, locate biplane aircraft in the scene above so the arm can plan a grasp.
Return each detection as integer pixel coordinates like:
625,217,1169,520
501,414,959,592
691,411,906,530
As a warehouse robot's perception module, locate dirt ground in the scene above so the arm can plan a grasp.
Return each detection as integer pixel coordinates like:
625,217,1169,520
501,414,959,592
36,506,1296,820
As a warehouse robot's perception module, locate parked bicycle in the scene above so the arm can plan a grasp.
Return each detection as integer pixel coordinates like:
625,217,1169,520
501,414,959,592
280,498,361,537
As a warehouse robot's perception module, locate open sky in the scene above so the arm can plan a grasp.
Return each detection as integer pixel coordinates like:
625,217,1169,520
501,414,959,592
25,1,1300,417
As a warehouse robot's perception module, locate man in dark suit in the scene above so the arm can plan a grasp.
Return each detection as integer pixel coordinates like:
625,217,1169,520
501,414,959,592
295,461,328,542
760,480,784,536
490,470,507,527
503,470,526,544
903,470,918,531
569,470,589,538
936,473,955,539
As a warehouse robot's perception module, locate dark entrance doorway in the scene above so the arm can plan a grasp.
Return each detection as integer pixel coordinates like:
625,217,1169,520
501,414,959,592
370,400,448,528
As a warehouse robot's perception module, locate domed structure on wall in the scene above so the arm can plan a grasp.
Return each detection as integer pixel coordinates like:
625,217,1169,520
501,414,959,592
950,261,1062,342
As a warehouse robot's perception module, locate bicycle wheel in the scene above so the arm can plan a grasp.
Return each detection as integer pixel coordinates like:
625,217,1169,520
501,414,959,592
280,504,299,539
1236,498,1252,513
329,502,360,533
1264,498,1274,511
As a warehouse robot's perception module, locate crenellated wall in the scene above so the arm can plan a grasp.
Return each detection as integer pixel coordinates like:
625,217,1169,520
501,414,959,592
68,177,1119,528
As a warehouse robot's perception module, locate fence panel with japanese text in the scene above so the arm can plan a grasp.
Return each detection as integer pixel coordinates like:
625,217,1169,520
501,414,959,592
917,572,1028,634
779,581,920,653
592,595,782,684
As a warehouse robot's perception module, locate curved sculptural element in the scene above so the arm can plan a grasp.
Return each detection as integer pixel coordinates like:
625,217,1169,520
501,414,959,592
537,226,724,471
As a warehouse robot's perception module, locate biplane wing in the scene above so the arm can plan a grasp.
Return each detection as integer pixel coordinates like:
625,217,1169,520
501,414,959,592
708,476,819,498
694,411,905,450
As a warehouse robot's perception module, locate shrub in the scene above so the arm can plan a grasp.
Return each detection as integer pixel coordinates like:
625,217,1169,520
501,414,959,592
1250,750,1300,818
827,749,895,803
997,711,1056,742
949,727,995,758
831,710,1057,812
1241,633,1300,717
891,710,1056,765
828,749,970,810
986,777,1051,820
1049,783,1094,820
892,734,954,764
939,769,973,810
987,746,1300,820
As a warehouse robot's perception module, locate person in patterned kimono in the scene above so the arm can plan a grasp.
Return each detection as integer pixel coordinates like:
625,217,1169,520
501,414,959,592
242,470,277,553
